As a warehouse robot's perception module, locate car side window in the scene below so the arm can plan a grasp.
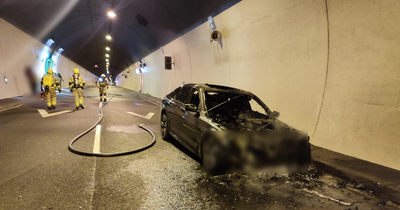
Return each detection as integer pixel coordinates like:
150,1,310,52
175,86,192,103
166,87,181,99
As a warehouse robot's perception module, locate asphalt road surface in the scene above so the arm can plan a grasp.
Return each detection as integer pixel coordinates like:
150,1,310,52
0,86,397,210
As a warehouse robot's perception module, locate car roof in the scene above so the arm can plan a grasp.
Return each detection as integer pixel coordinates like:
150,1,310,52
183,83,253,95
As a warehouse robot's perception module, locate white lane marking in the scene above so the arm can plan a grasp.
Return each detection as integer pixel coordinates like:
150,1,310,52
37,109,73,118
0,104,22,113
93,125,101,154
126,112,155,120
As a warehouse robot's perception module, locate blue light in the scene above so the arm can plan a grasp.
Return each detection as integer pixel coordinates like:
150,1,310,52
99,78,104,82
45,39,55,47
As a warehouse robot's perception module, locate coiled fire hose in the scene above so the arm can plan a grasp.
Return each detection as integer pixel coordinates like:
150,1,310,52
68,96,156,157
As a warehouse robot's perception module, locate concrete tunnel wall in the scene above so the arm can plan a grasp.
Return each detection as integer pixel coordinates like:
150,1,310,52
0,17,97,99
117,0,400,171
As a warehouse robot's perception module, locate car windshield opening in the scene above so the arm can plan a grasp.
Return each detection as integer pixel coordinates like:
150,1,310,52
205,91,271,129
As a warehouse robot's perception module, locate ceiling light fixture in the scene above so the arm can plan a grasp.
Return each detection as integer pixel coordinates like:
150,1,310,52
106,35,112,40
105,54,109,57
107,11,116,18
105,47,110,51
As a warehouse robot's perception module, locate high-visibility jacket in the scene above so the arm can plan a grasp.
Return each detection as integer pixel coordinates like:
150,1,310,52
69,74,85,90
41,74,59,89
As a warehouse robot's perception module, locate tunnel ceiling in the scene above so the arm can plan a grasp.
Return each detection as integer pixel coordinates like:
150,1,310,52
0,0,241,77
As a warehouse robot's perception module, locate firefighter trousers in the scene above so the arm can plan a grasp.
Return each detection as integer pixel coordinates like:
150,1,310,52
45,88,57,107
72,87,84,107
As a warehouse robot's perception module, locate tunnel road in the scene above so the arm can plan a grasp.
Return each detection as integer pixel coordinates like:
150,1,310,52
0,87,397,210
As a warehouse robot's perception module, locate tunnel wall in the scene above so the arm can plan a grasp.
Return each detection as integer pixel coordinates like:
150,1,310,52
117,0,400,170
0,17,97,99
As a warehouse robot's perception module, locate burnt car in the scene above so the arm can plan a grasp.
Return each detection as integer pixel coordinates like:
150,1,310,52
160,84,310,173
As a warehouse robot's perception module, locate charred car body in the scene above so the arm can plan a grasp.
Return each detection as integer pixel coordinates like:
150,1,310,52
161,84,310,173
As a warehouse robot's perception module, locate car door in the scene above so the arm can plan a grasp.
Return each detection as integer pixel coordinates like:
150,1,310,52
178,89,204,154
169,85,192,140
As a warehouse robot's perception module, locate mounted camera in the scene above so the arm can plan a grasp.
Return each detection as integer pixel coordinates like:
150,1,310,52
211,30,222,42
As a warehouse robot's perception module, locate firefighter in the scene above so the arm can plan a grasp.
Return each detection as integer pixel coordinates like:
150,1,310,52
97,74,108,102
41,68,61,110
69,68,85,109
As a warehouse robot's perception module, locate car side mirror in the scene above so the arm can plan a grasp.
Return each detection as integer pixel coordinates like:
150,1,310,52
184,104,198,112
272,111,280,119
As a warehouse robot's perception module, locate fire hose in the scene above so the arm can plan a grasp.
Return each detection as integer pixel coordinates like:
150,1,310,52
68,96,156,157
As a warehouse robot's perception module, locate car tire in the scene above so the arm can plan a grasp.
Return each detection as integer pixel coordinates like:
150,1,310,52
161,112,171,141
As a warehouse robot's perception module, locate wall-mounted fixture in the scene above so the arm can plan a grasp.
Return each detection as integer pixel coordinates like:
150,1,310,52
165,56,174,70
208,16,222,42
211,30,222,42
46,39,55,47
139,60,146,68
57,48,64,54
4,76,8,84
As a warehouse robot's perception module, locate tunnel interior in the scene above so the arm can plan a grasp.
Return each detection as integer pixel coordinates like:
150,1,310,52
0,0,400,209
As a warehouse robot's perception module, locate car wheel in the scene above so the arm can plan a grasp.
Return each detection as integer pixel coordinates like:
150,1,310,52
161,112,171,140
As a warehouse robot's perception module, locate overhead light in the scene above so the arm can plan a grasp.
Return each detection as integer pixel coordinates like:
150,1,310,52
4,76,8,84
105,47,110,51
106,35,112,40
107,11,116,18
105,54,109,57
105,59,109,61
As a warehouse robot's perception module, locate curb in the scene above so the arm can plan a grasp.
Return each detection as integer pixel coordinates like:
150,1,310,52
0,98,23,111
312,159,400,202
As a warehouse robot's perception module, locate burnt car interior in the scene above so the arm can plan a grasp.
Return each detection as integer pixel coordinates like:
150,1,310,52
204,91,274,131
